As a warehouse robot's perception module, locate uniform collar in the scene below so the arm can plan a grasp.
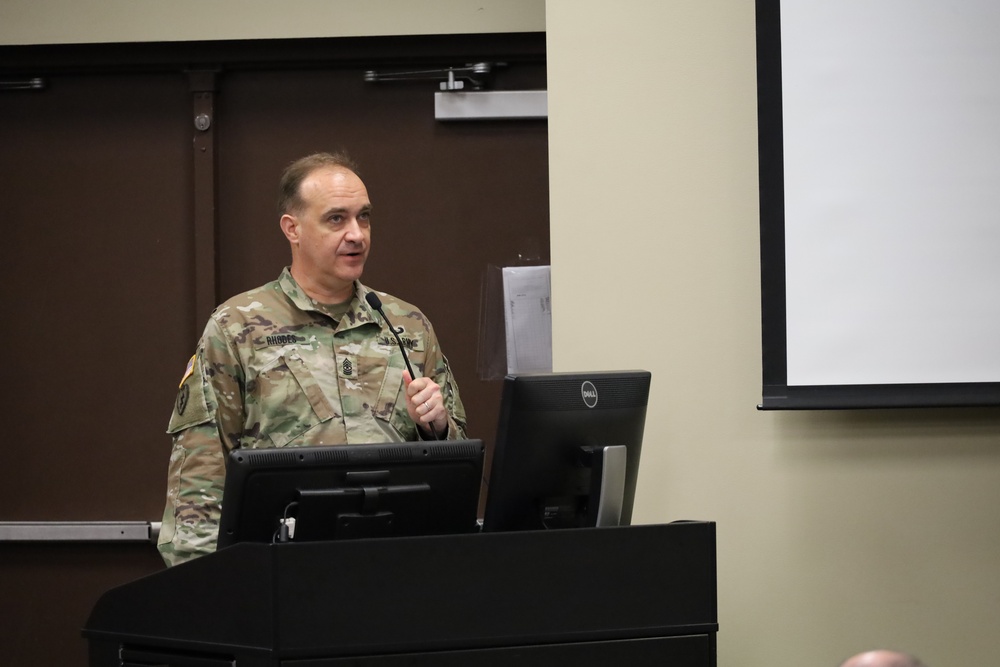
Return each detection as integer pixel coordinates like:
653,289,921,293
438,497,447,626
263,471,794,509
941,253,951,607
277,267,379,330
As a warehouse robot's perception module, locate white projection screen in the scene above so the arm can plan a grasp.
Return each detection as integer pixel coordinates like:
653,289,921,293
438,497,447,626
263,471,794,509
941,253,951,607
756,0,1000,408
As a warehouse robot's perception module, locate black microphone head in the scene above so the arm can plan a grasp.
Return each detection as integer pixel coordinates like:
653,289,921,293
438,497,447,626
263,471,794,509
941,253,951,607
365,292,383,310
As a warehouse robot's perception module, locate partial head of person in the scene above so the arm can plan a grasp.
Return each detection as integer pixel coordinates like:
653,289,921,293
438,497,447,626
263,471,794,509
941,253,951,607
278,151,371,304
839,650,928,667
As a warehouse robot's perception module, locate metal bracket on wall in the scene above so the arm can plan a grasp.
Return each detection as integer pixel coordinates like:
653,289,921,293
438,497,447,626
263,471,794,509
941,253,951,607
0,521,161,544
434,90,547,121
364,61,546,120
365,62,496,90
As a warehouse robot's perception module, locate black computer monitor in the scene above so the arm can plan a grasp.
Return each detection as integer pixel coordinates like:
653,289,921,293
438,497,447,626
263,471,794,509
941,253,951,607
482,370,652,532
217,439,484,548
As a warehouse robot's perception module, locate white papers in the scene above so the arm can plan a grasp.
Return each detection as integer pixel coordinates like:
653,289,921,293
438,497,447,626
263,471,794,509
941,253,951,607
502,266,552,374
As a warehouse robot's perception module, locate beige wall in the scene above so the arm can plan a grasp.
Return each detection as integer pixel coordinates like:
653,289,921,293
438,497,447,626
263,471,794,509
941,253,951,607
0,0,544,45
547,2,1000,666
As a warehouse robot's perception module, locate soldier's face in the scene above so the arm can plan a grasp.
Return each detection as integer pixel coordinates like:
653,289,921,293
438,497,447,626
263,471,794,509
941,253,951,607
286,167,372,293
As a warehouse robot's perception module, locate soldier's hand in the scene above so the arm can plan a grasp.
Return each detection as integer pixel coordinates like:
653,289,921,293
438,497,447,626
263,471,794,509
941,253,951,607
403,370,448,438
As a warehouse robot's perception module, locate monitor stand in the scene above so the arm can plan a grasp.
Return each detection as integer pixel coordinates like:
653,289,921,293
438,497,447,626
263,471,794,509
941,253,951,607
581,444,627,527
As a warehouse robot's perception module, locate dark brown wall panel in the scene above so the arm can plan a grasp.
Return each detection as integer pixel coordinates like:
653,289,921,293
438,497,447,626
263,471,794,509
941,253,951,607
0,34,547,667
0,70,193,667
0,72,192,519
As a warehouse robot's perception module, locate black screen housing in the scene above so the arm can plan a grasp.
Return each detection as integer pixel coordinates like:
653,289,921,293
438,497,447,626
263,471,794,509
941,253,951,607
482,371,651,532
217,439,484,548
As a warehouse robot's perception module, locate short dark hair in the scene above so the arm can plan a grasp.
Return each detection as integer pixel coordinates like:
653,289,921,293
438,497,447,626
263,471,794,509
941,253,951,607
277,151,360,216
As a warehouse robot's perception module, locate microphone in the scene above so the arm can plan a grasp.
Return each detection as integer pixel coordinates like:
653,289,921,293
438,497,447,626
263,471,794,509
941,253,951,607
366,292,417,379
365,291,439,439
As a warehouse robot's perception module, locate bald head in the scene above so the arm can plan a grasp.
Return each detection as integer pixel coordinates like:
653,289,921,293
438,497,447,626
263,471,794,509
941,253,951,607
840,650,928,667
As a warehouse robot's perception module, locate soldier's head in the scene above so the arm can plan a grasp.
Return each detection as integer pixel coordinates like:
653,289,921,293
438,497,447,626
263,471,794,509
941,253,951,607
839,650,928,667
277,151,361,217
278,152,372,303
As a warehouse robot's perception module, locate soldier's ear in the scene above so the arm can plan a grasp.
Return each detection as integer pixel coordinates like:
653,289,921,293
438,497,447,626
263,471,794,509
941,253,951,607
280,214,299,245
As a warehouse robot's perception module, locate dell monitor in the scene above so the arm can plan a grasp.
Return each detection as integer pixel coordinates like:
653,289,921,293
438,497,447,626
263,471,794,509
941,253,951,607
217,439,484,548
482,370,651,532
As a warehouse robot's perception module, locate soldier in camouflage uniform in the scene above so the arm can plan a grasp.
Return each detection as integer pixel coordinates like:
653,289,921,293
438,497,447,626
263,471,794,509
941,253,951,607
157,152,467,566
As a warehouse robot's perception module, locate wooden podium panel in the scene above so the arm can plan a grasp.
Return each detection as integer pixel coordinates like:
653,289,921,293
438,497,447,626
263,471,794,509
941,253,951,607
84,522,717,666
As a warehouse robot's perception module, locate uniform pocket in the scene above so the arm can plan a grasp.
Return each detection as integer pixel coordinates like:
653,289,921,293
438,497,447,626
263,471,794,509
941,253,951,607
252,353,334,447
372,363,416,440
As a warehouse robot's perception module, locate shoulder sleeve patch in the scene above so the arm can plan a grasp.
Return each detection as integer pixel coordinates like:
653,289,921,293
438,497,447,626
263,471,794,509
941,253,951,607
167,354,213,433
178,355,196,388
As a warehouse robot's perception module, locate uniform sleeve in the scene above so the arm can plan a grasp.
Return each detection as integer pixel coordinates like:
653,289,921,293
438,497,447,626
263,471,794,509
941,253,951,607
423,325,468,441
156,319,245,567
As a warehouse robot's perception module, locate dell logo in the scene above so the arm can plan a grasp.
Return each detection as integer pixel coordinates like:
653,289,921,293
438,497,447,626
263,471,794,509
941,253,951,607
581,381,598,408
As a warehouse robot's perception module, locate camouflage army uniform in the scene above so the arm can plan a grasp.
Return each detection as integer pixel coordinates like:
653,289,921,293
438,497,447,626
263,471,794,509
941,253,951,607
157,267,467,566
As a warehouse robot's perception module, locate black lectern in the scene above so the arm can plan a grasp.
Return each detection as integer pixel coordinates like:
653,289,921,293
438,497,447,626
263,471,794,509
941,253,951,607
84,522,717,666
